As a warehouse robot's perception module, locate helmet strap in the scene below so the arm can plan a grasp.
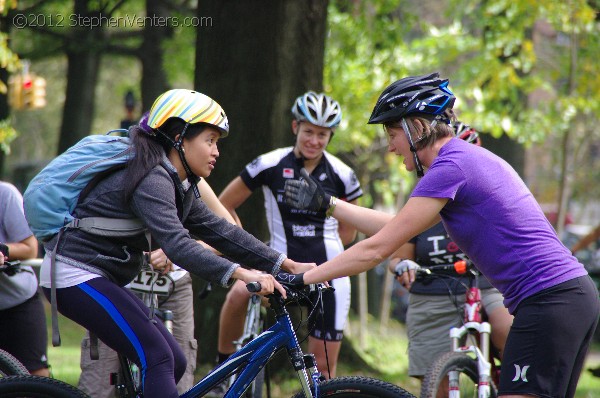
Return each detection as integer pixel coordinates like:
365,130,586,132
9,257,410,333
158,123,202,198
401,118,424,178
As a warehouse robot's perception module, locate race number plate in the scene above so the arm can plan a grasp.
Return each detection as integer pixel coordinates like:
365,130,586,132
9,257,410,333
129,270,173,296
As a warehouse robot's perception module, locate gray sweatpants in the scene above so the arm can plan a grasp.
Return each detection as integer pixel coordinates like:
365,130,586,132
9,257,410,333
77,273,197,397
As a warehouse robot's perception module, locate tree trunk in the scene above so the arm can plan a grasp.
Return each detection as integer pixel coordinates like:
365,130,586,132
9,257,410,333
139,0,171,111
193,0,329,365
195,0,328,237
57,0,103,155
481,133,525,177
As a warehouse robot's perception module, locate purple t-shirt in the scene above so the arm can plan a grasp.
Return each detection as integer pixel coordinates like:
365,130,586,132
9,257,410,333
411,138,587,313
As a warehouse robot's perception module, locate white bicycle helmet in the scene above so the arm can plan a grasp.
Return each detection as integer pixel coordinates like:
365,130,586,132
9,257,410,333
454,122,481,146
291,91,342,129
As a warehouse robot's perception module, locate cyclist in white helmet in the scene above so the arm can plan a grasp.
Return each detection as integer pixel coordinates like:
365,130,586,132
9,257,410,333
208,91,362,396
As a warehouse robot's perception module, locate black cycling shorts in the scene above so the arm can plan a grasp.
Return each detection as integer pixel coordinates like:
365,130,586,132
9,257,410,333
499,276,599,398
0,291,49,372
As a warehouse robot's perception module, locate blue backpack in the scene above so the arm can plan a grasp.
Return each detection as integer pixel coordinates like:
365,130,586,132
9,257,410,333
24,131,146,243
24,131,148,347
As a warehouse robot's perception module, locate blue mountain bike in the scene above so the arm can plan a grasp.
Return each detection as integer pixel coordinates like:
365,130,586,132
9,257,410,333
0,273,415,398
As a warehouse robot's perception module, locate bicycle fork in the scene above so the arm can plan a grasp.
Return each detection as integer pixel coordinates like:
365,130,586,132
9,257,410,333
287,348,322,398
448,321,493,398
452,284,493,398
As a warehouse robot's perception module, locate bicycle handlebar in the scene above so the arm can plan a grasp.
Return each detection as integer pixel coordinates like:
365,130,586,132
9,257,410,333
246,282,261,293
422,259,471,275
395,258,473,276
245,272,329,300
0,260,22,276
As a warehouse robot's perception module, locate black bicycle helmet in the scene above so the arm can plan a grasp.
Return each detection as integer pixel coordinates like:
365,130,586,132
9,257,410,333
368,72,456,124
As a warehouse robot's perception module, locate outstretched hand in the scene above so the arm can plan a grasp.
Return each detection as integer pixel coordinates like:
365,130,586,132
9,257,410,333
389,259,420,290
284,168,331,212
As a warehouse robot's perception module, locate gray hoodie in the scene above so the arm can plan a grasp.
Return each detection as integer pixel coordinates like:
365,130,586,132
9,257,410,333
45,159,285,287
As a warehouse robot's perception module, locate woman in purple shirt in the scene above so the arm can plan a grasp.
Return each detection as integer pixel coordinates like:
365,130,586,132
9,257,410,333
285,73,599,398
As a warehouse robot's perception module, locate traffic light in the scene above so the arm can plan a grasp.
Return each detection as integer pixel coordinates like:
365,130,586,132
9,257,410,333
8,74,24,110
8,73,47,110
22,74,46,109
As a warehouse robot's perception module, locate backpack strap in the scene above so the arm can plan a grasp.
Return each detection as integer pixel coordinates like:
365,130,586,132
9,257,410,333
50,229,63,347
65,217,146,236
89,332,99,360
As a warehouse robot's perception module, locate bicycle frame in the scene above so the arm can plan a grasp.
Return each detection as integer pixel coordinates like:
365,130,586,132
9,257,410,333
181,292,319,398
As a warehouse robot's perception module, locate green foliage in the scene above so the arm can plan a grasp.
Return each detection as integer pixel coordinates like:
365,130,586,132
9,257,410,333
163,20,195,87
0,33,21,92
0,118,18,154
325,0,600,210
0,3,22,151
442,0,600,146
325,1,416,208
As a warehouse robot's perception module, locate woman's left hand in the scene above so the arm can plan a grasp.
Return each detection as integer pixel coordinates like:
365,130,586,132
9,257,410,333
149,249,174,274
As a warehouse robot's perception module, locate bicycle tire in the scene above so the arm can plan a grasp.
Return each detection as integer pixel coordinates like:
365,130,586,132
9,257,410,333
0,348,30,376
0,375,90,397
420,352,498,398
291,375,415,397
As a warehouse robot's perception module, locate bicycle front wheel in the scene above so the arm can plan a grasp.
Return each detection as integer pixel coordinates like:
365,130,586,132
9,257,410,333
420,352,498,398
0,375,90,397
291,375,415,397
0,348,30,376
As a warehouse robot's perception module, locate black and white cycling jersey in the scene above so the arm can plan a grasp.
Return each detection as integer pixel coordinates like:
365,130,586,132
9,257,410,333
241,147,363,265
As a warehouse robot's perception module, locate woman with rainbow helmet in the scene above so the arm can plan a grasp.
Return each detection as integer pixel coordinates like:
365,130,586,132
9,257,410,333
39,89,316,398
285,73,598,398
140,89,229,198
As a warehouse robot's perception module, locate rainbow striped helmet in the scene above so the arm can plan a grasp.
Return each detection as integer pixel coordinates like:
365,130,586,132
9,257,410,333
148,89,229,137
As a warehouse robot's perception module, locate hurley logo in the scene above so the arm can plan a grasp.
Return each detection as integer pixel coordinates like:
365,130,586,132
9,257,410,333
512,364,530,382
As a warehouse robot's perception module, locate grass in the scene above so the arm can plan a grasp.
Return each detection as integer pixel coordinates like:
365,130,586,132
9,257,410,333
47,308,600,397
